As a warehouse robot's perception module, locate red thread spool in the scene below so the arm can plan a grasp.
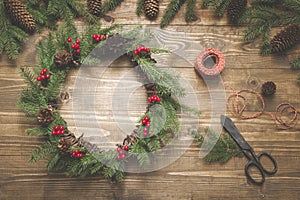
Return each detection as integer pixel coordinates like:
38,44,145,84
195,48,225,76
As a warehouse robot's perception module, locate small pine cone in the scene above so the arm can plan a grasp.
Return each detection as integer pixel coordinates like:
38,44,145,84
144,0,159,20
4,0,36,33
37,108,54,126
58,132,83,152
123,134,139,146
261,81,276,96
54,50,73,68
270,25,300,54
87,0,102,16
227,0,247,24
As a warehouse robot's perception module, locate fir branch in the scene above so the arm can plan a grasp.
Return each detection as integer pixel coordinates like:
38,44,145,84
290,58,300,70
136,58,185,97
136,0,145,16
26,127,49,136
201,0,223,9
46,152,61,169
102,0,124,14
43,70,67,100
30,141,58,162
214,0,232,17
193,128,243,163
185,0,198,22
160,0,186,28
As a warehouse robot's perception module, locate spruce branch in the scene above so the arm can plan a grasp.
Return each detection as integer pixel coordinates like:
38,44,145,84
136,0,145,16
102,0,124,14
193,128,243,163
160,0,185,28
30,141,58,162
185,0,198,22
291,58,300,70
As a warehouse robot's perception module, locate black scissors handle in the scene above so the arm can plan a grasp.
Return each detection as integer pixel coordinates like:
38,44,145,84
245,152,278,185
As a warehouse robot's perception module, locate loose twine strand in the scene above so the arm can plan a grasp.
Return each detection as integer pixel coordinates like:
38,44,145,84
226,88,298,130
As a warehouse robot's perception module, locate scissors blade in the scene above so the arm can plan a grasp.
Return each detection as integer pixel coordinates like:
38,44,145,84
221,115,252,151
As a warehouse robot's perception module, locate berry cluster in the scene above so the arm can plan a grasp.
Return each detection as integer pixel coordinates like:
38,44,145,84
51,125,65,135
142,116,150,127
71,149,84,158
148,95,161,103
133,46,151,55
68,38,81,54
116,147,126,160
36,68,51,81
91,34,107,42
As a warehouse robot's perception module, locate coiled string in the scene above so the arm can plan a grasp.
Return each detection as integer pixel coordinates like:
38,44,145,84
227,88,298,130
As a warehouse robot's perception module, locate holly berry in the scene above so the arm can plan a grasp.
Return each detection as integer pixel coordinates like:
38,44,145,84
37,76,42,81
76,39,80,44
123,145,129,151
117,155,121,160
59,126,64,130
74,149,80,154
143,132,148,137
144,116,149,121
71,44,76,49
42,68,47,73
54,126,59,131
45,74,51,79
52,130,57,135
92,34,97,39
133,50,138,55
40,71,44,75
67,38,72,43
145,48,150,53
121,154,126,159
71,152,76,157
95,37,101,42
146,121,150,127
77,153,83,158
74,43,80,49
76,49,81,54
41,75,45,80
102,35,106,40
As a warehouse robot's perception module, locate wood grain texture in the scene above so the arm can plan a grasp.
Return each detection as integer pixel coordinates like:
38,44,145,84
1,1,300,199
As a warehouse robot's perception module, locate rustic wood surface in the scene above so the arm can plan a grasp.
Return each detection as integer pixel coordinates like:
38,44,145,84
1,0,300,199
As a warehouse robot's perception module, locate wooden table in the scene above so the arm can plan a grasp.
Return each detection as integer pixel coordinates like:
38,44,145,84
1,1,299,199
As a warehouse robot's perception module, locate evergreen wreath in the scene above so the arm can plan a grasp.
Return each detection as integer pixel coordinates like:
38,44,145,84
18,22,242,182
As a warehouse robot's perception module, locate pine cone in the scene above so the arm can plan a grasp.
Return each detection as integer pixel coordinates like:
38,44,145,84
54,50,72,68
123,134,139,146
4,0,36,33
87,0,102,16
58,132,83,152
261,81,276,96
37,108,54,126
227,0,247,24
270,25,300,54
144,0,159,20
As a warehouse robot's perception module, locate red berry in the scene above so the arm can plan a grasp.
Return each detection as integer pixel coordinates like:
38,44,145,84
71,44,76,49
41,75,45,80
97,34,101,38
57,130,62,135
37,76,42,81
67,38,72,43
157,98,161,102
153,96,158,101
102,35,106,40
51,130,56,135
59,126,64,130
142,119,146,125
144,127,148,132
143,132,148,137
133,50,138,55
71,152,76,157
45,74,51,79
42,68,47,73
117,155,121,160
117,147,122,152
61,130,65,134
144,116,149,121
121,154,126,159
76,39,80,44
54,126,59,131
92,34,97,39
146,121,150,127
77,153,83,158
76,49,81,54
140,46,145,51
95,37,101,42
40,71,44,75
74,149,80,154
148,97,152,102
145,48,150,53
74,44,80,49
123,145,129,151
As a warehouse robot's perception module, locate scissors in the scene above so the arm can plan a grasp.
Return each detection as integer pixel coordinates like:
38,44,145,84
221,115,278,185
